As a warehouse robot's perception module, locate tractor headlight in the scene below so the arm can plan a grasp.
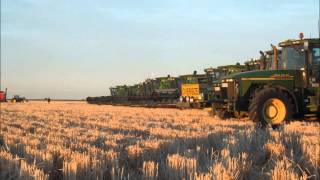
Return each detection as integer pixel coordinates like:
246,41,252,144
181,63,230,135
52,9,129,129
214,87,221,91
221,83,228,88
226,79,234,82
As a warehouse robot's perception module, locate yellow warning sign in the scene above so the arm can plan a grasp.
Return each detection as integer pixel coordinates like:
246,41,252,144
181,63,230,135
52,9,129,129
181,84,200,99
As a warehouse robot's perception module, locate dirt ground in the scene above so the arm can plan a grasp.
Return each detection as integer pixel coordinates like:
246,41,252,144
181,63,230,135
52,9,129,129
0,101,319,180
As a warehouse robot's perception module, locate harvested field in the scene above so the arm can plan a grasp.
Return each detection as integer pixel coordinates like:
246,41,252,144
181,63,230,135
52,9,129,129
0,101,319,180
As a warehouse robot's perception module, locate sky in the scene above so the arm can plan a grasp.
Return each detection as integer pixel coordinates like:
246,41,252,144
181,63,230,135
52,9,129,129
1,0,319,99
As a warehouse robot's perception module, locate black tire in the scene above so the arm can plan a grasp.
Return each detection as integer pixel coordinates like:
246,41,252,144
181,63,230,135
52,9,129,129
249,87,293,127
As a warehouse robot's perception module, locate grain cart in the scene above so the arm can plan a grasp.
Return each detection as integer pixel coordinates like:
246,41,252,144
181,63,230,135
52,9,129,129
212,37,320,127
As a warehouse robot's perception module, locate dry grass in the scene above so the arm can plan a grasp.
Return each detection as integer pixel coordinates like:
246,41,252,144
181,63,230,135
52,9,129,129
0,101,319,180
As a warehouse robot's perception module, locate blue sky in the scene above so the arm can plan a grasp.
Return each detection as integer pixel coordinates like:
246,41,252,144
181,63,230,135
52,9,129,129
1,0,319,99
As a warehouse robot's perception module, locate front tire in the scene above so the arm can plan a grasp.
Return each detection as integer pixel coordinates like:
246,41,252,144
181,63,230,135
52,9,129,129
249,88,293,127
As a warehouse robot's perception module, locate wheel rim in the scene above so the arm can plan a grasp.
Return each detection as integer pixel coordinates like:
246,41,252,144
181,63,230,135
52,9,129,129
262,98,286,125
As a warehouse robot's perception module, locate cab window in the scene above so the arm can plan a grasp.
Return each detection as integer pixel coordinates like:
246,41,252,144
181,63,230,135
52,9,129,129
312,47,320,80
282,46,305,70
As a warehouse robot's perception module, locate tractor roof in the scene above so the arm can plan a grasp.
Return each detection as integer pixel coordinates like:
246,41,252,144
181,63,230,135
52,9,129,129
156,76,177,80
179,74,206,78
217,64,245,70
279,38,320,47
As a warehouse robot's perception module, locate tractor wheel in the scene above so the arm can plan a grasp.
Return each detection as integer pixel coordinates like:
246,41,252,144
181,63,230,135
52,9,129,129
249,88,293,128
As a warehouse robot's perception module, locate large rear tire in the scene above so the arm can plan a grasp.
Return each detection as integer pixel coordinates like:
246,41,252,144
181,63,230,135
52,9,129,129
249,88,293,128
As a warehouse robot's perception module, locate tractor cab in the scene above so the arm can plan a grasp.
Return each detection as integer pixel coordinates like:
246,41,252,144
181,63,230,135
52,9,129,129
204,67,229,85
278,38,320,116
245,59,261,71
218,63,247,75
278,38,320,86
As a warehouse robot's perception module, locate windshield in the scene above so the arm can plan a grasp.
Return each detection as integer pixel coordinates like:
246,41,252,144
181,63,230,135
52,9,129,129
159,80,171,89
312,47,320,81
214,71,221,80
282,46,305,70
184,77,197,83
116,87,127,96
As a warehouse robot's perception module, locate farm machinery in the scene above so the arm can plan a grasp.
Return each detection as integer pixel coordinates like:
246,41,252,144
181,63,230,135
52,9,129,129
151,76,180,104
176,64,247,108
176,71,209,108
87,76,180,107
11,95,27,103
212,37,320,127
0,89,28,103
0,88,7,102
87,34,319,125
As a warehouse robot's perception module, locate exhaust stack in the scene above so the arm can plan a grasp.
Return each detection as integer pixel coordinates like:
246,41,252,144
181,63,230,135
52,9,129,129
271,44,278,70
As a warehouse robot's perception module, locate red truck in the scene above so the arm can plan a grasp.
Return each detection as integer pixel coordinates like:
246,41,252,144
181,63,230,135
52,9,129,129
0,88,7,102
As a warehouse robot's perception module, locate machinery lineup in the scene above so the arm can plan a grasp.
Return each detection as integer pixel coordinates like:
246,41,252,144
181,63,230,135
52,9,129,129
87,36,320,126
0,35,318,127
0,89,27,103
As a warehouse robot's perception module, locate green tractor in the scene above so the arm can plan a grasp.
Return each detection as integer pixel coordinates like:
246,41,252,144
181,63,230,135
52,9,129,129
11,95,27,103
177,65,247,108
205,64,247,104
212,37,320,127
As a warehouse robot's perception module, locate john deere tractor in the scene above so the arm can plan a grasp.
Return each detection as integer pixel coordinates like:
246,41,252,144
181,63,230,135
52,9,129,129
206,64,247,104
212,37,320,127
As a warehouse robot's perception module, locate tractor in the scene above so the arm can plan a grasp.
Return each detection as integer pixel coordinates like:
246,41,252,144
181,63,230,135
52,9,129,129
212,37,320,127
11,95,27,103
